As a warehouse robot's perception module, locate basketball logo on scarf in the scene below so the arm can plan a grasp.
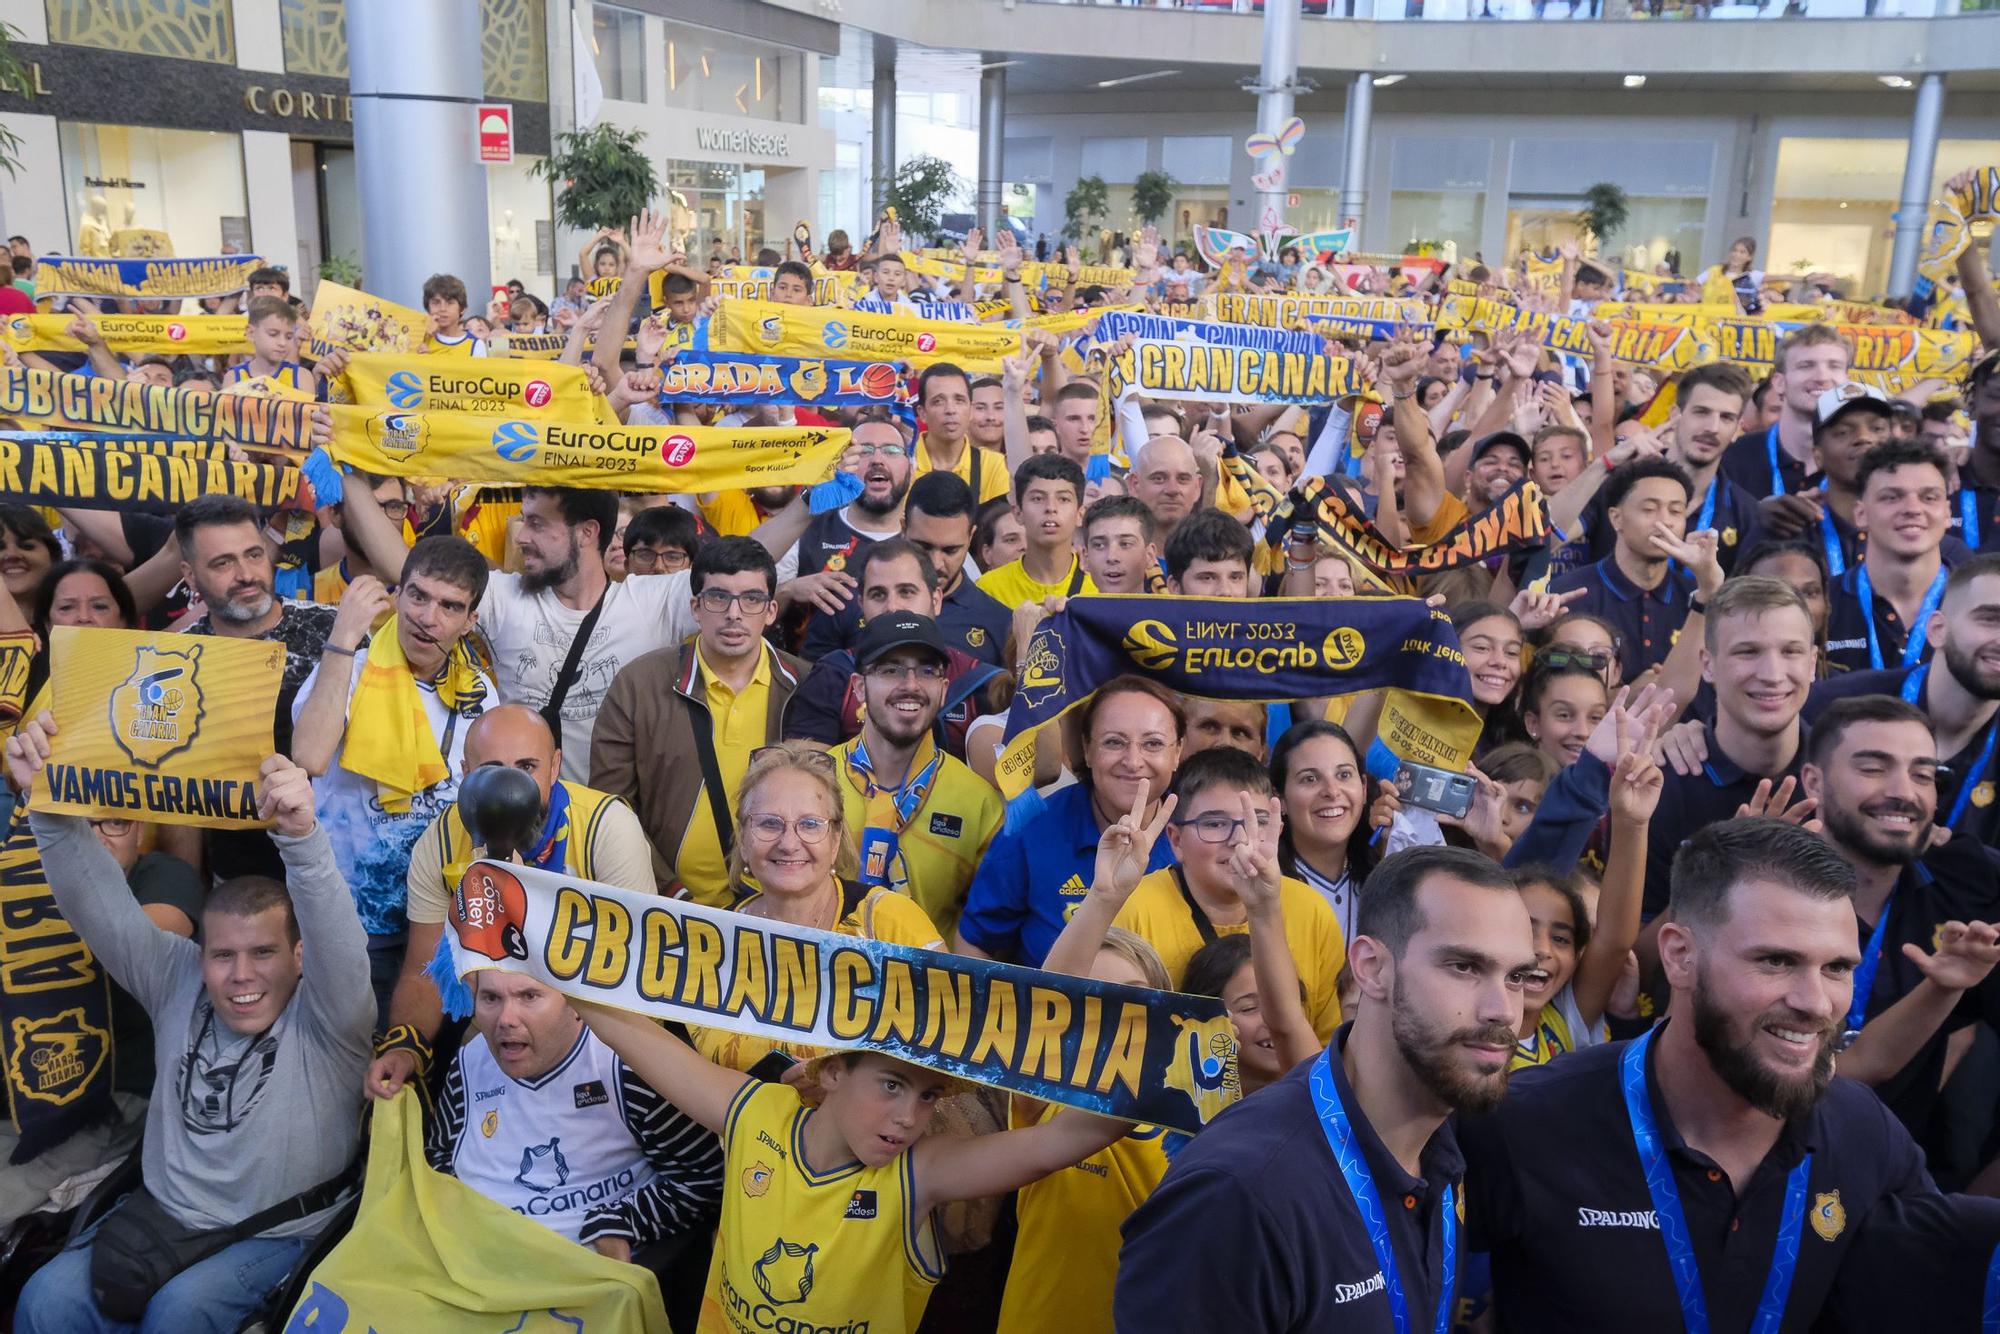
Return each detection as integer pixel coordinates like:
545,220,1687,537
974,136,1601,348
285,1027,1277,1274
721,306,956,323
5,1006,110,1112
111,644,204,767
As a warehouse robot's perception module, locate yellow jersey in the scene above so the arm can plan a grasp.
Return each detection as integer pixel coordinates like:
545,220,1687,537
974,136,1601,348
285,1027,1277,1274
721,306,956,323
913,439,1010,505
977,554,1094,610
1510,986,1602,1071
1112,867,1346,1041
691,884,943,1074
701,1079,944,1334
829,738,1003,940
996,1101,1169,1334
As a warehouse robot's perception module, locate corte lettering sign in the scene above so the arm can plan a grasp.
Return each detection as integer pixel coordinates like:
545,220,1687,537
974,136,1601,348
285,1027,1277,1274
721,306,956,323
694,126,792,158
242,86,352,122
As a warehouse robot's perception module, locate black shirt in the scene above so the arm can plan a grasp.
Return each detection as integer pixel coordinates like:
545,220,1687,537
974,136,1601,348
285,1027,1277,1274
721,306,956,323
1549,556,1695,684
1823,559,1957,677
1116,1029,1461,1333
1459,1028,1938,1333
1950,484,2000,554
799,568,1012,666
1804,664,2000,848
1719,424,1806,500
1641,722,1806,918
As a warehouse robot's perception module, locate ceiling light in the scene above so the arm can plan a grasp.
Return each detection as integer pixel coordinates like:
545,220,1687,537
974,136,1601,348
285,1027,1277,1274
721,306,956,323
1622,75,1646,89
1372,73,1406,87
1878,75,1913,88
1096,70,1182,88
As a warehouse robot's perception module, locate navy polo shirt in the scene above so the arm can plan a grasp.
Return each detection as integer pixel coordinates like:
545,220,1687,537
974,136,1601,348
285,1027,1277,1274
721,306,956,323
1822,1191,2000,1331
954,782,1176,964
1116,1028,1461,1333
1842,840,2000,1144
1804,665,2000,848
1719,424,1808,500
1823,559,1960,677
799,569,1012,665
1548,556,1695,683
1950,484,2000,553
1578,473,1764,576
1641,722,1806,917
1459,1027,1939,1333
1816,508,1971,583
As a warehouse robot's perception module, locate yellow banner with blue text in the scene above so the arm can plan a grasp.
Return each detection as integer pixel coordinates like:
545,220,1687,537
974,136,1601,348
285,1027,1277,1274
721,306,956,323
334,352,612,424
3,313,250,358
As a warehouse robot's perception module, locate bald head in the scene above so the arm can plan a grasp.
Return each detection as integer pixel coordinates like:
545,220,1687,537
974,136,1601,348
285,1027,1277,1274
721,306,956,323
1130,434,1203,531
464,704,561,812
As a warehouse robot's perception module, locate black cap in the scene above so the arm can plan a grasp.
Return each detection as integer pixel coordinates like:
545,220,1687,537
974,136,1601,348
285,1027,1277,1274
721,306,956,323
854,611,951,669
1470,430,1530,465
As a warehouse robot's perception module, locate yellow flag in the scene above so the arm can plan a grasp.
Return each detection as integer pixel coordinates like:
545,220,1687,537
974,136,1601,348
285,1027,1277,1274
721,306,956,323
308,279,431,360
284,1090,669,1333
325,403,847,492
2,313,250,357
710,297,1022,371
335,352,613,424
34,627,283,830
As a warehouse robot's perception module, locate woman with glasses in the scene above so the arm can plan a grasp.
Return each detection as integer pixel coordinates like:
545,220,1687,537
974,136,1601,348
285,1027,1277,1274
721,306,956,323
688,742,945,1078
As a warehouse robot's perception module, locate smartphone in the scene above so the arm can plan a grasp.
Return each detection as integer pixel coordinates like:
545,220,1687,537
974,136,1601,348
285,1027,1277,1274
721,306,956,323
1396,760,1476,821
746,1051,799,1085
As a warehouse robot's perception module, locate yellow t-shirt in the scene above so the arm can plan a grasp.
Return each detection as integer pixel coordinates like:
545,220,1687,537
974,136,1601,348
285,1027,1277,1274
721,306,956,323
830,740,1003,940
701,491,763,539
1112,867,1345,1042
691,885,943,1074
913,439,1010,505
997,1103,1169,1334
674,646,775,907
977,554,1095,610
456,491,521,568
701,1079,943,1334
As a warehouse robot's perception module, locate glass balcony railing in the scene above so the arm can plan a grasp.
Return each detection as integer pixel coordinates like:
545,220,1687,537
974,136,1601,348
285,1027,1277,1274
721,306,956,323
1024,0,1980,20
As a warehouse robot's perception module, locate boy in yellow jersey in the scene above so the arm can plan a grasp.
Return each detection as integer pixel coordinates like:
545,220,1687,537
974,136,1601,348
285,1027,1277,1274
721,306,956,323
575,1007,1131,1334
997,927,1175,1334
977,453,1094,609
1046,747,1347,1041
223,295,325,398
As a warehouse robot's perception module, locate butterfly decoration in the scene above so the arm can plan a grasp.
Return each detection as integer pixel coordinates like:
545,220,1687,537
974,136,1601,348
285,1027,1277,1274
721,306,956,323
1244,117,1306,160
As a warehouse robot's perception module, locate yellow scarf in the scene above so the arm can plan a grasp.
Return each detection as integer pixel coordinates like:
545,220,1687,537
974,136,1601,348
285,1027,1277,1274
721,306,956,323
343,613,486,812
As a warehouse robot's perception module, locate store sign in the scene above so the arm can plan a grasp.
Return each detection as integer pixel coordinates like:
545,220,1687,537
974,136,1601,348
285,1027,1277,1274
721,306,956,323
242,85,352,121
0,61,50,97
478,104,514,164
694,126,791,159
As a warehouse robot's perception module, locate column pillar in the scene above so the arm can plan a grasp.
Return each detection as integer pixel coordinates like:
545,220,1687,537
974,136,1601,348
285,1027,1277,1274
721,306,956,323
871,35,897,222
348,0,491,304
978,64,1007,240
1887,72,1945,298
1249,0,1301,240
1338,73,1373,246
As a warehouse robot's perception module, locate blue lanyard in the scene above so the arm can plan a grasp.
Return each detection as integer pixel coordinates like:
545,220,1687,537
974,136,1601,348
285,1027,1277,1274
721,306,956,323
1764,426,1785,499
1621,1029,1811,1334
1843,889,1896,1043
1694,476,1719,534
1856,564,1946,672
1914,664,2000,828
1962,489,1982,551
1309,1046,1456,1334
1984,1241,2000,1333
1817,481,1847,579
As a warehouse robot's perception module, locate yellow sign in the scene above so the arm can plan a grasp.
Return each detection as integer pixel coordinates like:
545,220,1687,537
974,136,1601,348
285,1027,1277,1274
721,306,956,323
324,403,847,493
1124,339,1357,405
710,298,1022,372
307,280,430,361
0,364,316,453
2,313,250,357
34,627,284,829
335,352,612,424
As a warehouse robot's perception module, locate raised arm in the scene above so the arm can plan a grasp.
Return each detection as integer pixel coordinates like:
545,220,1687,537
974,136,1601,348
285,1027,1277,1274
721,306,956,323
261,753,376,1046
1001,345,1038,474
1380,330,1445,529
288,578,387,777
334,453,416,577
1231,792,1321,1070
1584,320,1618,456
1838,923,2000,1086
1040,780,1178,979
914,1100,1128,1213
1571,730,1662,1028
575,998,752,1135
1646,529,1725,725
593,209,672,389
1947,171,2000,347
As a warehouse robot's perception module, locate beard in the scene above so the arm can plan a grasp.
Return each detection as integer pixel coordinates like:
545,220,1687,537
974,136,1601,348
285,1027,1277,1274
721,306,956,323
870,692,937,746
854,475,911,520
1390,974,1518,1114
205,576,274,625
1691,964,1836,1121
1942,635,2000,701
1820,790,1930,868
521,530,582,594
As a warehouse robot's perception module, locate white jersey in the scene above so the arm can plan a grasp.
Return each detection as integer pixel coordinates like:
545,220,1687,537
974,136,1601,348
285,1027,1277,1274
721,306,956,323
449,1027,658,1243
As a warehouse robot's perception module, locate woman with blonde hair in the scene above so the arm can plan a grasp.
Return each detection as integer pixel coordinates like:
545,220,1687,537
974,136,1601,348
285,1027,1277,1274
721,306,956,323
689,742,944,1074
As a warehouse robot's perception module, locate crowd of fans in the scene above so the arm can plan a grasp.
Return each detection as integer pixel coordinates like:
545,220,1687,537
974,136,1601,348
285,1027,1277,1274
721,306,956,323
0,180,1996,1332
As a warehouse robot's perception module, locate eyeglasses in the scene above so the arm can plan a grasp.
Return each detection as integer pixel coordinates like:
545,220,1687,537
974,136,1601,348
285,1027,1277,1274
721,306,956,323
697,588,772,614
742,813,834,845
1171,810,1276,844
89,818,135,836
846,443,907,459
863,660,946,682
379,500,411,522
627,546,691,574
